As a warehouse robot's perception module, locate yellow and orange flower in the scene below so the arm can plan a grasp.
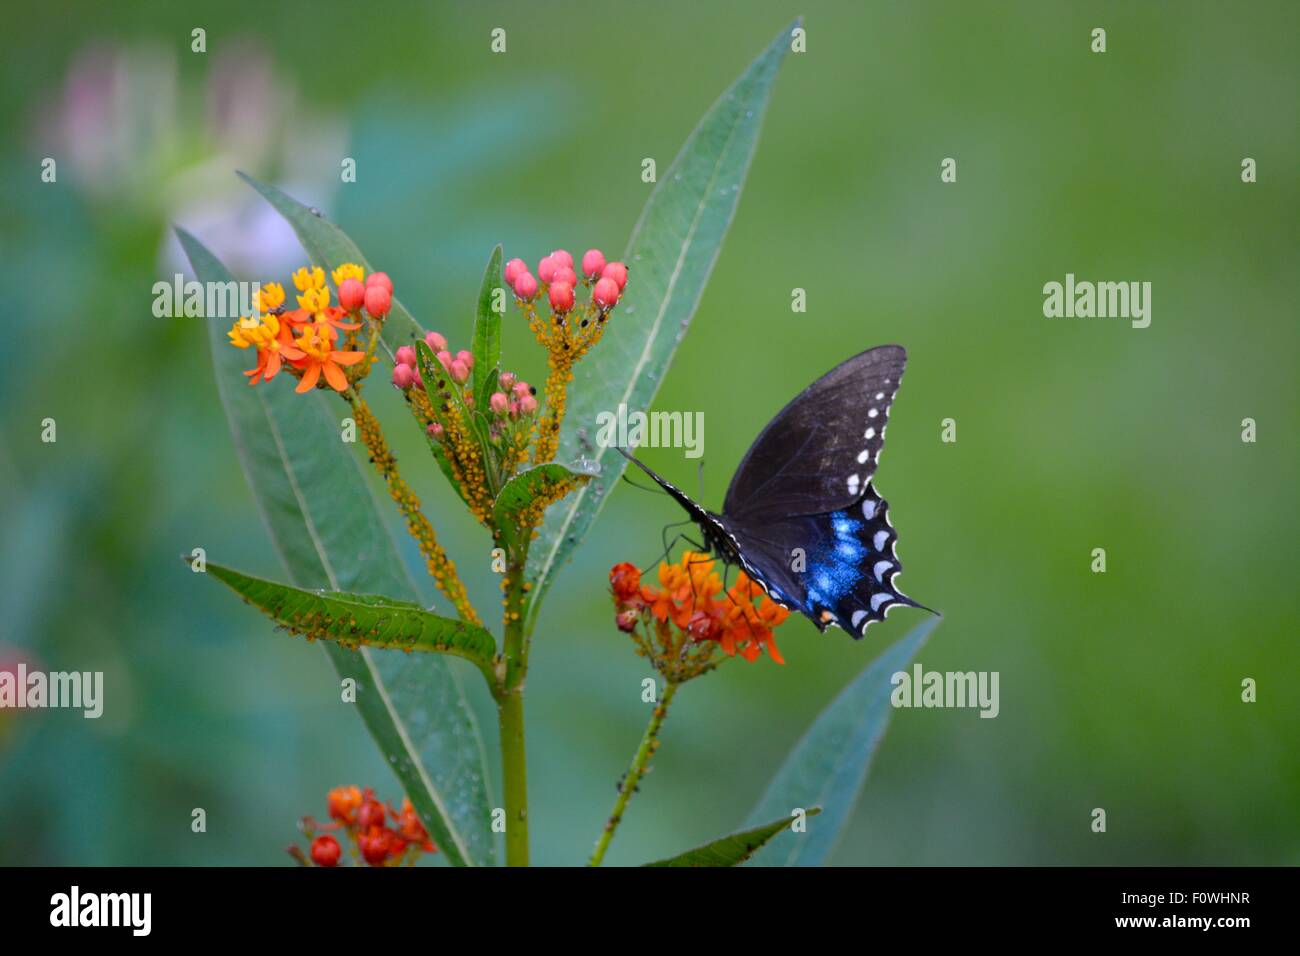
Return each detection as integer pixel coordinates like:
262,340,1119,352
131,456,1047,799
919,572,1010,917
331,262,365,286
292,265,326,293
257,282,286,314
293,323,365,393
228,312,303,385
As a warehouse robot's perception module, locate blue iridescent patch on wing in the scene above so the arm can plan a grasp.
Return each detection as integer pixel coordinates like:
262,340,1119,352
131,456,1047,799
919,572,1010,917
804,509,865,608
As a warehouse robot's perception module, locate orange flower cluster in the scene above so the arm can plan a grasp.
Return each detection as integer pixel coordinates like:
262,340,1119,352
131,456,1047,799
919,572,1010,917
610,552,789,675
228,264,389,394
291,785,437,868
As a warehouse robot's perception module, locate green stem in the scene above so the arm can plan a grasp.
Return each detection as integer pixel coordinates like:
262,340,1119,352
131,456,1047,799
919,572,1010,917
495,547,532,865
497,684,529,867
588,679,679,866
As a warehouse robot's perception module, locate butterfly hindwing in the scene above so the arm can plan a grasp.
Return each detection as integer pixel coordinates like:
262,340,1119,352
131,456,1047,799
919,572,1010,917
722,345,907,522
719,483,915,637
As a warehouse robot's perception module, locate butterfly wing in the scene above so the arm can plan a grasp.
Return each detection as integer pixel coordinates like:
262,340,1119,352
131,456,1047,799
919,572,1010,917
719,483,919,637
723,345,907,522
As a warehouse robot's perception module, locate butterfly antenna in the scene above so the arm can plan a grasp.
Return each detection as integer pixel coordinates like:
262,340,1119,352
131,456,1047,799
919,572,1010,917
620,472,669,496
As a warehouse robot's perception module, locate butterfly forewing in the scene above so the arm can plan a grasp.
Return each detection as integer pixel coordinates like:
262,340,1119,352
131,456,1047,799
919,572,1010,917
722,345,907,521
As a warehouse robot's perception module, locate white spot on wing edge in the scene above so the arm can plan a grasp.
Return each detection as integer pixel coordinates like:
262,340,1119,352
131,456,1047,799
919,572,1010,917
870,592,892,611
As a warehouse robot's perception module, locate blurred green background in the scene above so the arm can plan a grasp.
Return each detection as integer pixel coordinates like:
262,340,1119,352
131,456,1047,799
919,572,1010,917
1,0,1295,865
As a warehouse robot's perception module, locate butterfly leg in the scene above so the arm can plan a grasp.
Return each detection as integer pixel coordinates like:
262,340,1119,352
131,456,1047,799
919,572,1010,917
641,523,701,575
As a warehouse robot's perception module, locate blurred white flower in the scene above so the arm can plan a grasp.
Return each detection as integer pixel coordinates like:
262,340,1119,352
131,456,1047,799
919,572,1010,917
33,38,347,277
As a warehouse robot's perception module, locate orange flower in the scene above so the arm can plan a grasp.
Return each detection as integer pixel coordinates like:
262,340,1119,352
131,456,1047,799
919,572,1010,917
327,785,363,825
614,555,788,666
609,562,642,606
229,312,304,385
294,324,365,393
394,798,437,853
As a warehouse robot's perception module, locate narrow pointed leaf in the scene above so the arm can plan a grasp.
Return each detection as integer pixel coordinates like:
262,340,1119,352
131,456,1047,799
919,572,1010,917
471,244,504,398
202,561,497,679
179,228,495,866
236,172,423,362
744,617,939,866
525,20,800,629
644,808,822,867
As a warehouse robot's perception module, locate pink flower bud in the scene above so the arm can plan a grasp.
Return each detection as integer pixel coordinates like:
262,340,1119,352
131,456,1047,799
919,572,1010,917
436,350,453,371
392,364,415,389
366,271,394,293
537,256,557,284
552,266,578,289
593,277,620,308
550,249,573,269
364,283,392,318
489,391,509,414
519,395,539,415
395,345,417,367
450,360,470,383
582,249,606,279
413,369,423,389
338,278,366,311
455,349,474,368
508,400,521,419
424,331,447,352
616,608,639,633
513,272,538,300
549,281,575,313
512,381,531,399
601,261,628,291
427,422,444,439
504,258,527,286
499,371,516,390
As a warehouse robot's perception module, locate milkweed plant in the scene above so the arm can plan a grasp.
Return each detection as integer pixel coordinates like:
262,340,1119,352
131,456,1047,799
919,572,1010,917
183,20,937,867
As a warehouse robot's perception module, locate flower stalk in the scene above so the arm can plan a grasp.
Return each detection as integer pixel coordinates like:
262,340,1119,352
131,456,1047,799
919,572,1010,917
588,679,679,866
349,392,480,626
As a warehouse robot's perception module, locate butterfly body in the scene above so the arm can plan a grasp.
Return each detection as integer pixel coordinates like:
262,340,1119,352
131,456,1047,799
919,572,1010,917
619,345,928,637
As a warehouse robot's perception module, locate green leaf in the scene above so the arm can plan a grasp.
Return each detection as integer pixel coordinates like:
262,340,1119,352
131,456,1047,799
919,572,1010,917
492,461,600,550
201,561,498,678
236,171,424,362
471,244,504,400
644,808,822,867
744,617,939,866
178,228,495,867
525,20,800,630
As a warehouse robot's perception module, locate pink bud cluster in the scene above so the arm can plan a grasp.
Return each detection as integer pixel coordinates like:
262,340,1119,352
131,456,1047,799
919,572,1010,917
341,271,394,317
505,248,627,314
391,331,478,389
391,331,538,435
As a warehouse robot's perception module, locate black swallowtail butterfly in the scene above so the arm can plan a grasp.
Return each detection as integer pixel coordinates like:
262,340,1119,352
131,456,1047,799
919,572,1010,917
619,345,931,636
